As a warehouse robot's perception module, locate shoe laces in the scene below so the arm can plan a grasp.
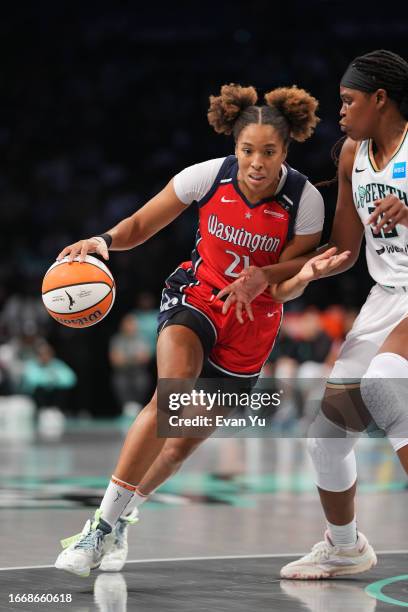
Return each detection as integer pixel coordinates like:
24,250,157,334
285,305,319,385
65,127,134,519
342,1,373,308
307,540,333,562
74,528,104,551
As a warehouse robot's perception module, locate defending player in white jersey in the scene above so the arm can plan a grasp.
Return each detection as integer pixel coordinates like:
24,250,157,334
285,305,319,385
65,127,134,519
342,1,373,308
352,125,408,287
219,49,408,579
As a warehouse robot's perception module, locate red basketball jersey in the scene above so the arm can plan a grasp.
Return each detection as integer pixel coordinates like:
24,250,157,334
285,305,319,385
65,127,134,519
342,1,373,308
159,157,308,376
190,156,307,302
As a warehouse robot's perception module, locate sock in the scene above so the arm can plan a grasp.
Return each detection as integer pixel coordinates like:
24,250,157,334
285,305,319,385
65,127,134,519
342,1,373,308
122,488,148,517
327,517,358,548
99,476,137,528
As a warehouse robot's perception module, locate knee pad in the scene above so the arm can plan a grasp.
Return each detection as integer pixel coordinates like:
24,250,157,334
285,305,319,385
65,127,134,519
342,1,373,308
307,410,358,492
361,352,408,450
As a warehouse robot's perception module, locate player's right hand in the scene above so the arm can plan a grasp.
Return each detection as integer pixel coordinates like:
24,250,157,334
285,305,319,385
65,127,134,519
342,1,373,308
57,237,110,262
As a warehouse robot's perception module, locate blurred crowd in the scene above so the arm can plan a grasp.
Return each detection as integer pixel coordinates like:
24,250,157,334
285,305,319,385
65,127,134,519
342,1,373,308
0,290,158,419
263,307,357,429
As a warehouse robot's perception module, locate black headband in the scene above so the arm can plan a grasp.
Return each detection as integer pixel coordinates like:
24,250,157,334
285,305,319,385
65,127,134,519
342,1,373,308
340,63,380,93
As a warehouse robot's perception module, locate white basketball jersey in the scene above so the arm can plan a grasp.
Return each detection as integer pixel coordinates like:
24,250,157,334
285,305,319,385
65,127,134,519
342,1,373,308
352,127,408,286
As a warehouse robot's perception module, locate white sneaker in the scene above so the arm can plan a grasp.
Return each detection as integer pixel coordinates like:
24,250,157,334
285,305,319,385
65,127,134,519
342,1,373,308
280,531,377,579
55,510,113,578
100,509,139,572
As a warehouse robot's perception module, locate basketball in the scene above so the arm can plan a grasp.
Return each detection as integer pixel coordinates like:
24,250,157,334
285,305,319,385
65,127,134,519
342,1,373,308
42,255,115,328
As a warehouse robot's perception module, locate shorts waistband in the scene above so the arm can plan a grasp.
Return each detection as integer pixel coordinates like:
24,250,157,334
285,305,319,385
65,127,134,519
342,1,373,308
380,284,408,293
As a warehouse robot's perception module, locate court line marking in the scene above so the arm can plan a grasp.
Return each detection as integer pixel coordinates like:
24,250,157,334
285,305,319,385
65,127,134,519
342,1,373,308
366,574,408,607
1,549,408,572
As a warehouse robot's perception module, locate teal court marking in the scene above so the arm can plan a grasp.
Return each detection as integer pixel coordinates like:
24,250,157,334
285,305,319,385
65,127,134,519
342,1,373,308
3,472,407,498
366,575,408,607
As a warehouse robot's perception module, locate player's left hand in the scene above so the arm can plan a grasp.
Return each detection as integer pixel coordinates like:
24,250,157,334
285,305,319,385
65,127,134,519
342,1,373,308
216,266,269,324
297,247,351,282
366,195,408,233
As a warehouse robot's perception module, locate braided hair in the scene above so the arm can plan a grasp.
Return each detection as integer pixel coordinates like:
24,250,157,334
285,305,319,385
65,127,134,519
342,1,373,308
352,50,408,118
319,50,408,187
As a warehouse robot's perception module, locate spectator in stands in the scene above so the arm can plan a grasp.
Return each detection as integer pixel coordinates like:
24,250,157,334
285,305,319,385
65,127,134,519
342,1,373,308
0,323,46,392
109,314,152,414
268,310,334,428
20,341,77,413
133,291,158,354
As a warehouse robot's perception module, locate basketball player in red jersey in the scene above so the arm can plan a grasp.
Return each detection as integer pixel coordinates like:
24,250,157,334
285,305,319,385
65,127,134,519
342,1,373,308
54,84,348,577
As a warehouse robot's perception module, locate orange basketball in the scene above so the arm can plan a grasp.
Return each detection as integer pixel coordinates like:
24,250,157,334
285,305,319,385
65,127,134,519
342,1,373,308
42,255,115,328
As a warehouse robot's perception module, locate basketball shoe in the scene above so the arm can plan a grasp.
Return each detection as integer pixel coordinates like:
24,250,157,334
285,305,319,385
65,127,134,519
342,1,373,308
55,510,114,577
280,531,377,579
100,509,139,572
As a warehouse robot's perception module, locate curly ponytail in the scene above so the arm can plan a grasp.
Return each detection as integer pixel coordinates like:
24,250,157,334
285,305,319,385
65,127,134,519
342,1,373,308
264,86,320,142
208,83,319,146
208,84,258,135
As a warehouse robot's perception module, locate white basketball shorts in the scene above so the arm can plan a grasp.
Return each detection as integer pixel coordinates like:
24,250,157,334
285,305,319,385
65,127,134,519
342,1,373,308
329,284,408,383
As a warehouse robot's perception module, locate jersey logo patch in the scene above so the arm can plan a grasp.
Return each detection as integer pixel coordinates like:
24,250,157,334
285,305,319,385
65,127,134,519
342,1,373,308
220,196,237,203
392,162,406,179
355,167,366,173
264,209,285,219
357,186,367,207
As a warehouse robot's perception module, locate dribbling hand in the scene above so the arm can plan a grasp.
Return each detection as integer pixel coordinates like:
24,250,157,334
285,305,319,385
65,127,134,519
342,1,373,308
57,237,110,262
